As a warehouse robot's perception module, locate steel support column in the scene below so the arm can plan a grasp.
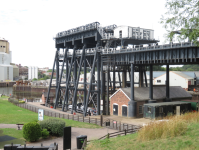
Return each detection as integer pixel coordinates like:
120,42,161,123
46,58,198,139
54,48,67,109
122,71,126,88
55,48,60,107
113,66,115,91
73,53,77,111
46,51,57,106
62,48,76,111
97,52,100,115
118,72,122,87
166,64,170,101
149,64,153,100
128,63,136,118
101,61,105,115
71,45,85,113
84,51,97,116
106,67,110,115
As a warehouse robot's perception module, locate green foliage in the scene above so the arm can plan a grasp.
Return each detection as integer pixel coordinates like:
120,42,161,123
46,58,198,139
41,129,49,139
32,78,37,81
23,122,41,142
19,100,25,103
39,118,65,136
160,0,199,46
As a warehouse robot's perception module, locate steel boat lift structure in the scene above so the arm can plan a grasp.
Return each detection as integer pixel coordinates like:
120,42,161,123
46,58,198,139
46,22,199,117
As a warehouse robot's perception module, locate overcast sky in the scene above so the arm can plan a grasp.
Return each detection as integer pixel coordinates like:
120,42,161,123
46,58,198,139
0,0,169,68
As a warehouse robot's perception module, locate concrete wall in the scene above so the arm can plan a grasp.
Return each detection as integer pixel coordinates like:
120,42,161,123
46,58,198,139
0,40,9,54
0,65,13,81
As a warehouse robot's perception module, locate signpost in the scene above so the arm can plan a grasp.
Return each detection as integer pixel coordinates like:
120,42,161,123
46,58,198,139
38,109,44,121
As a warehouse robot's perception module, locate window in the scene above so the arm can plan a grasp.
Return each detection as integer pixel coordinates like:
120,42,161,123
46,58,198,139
159,107,163,113
148,107,151,113
157,80,161,83
139,105,143,114
119,30,122,38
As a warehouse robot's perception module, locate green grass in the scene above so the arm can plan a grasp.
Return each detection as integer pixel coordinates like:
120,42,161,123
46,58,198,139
86,122,199,150
0,96,100,128
0,128,24,140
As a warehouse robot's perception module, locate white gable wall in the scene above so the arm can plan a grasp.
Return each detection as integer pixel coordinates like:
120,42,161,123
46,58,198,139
114,26,129,38
154,72,193,89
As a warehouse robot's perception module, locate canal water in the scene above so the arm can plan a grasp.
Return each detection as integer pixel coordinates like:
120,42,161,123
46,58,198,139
0,87,44,102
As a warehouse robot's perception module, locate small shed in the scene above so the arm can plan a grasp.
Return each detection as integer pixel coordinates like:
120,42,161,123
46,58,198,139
143,101,192,119
181,100,198,111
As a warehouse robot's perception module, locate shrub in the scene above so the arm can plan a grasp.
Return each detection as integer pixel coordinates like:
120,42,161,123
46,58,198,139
41,129,49,139
39,118,65,136
23,122,41,142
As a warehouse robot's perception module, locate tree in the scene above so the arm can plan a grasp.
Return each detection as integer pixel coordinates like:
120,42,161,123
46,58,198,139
161,0,199,46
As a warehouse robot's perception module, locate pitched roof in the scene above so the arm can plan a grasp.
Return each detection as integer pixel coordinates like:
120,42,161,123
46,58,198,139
172,71,193,79
110,86,192,101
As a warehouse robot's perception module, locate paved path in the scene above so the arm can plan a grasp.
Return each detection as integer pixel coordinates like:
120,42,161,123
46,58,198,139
26,102,152,126
0,124,116,150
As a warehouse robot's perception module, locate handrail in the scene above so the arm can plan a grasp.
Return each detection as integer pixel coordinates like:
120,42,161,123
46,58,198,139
59,42,195,57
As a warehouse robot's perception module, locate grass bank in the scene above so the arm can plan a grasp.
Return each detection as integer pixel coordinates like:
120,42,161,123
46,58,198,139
87,112,199,150
0,96,100,128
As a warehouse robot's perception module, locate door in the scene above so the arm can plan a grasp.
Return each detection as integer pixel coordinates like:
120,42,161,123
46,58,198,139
113,105,118,116
122,106,127,117
176,106,180,116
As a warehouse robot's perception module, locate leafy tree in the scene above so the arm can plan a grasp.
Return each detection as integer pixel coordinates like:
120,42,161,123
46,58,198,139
161,0,199,46
32,78,37,81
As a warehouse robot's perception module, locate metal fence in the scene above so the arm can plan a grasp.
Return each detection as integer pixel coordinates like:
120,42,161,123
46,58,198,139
16,103,141,131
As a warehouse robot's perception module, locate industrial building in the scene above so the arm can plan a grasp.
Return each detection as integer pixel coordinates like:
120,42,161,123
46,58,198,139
0,38,13,81
28,66,38,80
110,86,192,118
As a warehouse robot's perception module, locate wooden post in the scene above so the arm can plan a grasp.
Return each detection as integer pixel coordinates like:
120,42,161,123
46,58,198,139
78,115,79,121
107,133,109,139
63,114,64,119
95,118,97,125
125,129,126,135
100,115,103,127
73,115,74,120
68,114,69,119
51,112,52,117
59,113,60,118
116,121,117,129
127,124,128,130
83,116,84,122
89,117,90,123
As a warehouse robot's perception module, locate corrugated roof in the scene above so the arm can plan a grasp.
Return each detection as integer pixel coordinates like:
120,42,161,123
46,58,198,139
144,101,191,107
146,71,165,78
118,86,192,101
172,71,193,79
180,71,196,78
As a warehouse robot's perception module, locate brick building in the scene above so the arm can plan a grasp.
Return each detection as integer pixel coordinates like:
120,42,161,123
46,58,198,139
110,86,192,118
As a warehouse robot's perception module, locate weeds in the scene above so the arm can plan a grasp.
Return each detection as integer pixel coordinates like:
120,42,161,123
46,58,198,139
138,112,199,142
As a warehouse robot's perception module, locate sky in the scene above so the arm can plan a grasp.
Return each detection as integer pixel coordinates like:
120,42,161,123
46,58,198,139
0,0,170,68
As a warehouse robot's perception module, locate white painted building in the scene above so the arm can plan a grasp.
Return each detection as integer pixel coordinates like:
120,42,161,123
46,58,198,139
0,38,13,81
28,66,38,80
113,26,154,40
154,71,194,90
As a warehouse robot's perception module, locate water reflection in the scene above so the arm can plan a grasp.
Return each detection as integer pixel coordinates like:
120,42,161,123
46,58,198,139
0,87,46,102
